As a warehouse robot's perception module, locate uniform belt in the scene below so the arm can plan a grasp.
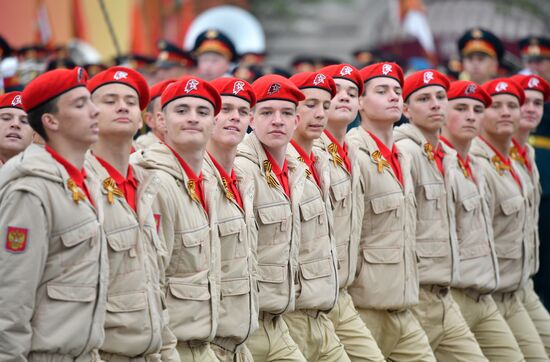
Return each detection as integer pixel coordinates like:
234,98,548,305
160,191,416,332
259,311,278,321
100,352,161,362
492,290,517,302
460,288,489,303
423,284,450,297
178,340,210,348
297,308,323,318
529,135,550,150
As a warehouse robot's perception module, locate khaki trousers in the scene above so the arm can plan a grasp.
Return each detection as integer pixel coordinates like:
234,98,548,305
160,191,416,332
451,288,524,362
411,285,488,362
494,290,549,362
357,307,435,362
283,309,351,362
245,314,306,362
327,290,385,362
211,343,254,362
518,279,550,358
176,342,218,361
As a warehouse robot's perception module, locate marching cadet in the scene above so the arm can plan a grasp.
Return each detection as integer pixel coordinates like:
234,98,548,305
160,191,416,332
135,78,176,150
394,70,488,361
86,66,178,360
470,78,548,361
442,80,525,361
316,63,386,361
131,76,221,361
205,77,259,361
346,62,435,362
457,28,504,85
509,73,550,356
193,29,238,81
0,67,108,360
0,91,33,166
236,74,308,361
284,71,349,361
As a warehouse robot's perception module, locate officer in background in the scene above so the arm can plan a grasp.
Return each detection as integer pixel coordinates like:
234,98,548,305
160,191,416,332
457,28,504,85
155,40,195,82
0,91,33,166
193,29,238,81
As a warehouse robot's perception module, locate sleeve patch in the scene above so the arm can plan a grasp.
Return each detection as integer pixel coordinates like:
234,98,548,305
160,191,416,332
5,227,28,253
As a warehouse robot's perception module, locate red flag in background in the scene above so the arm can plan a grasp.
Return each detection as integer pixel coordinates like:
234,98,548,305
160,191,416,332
72,0,88,41
131,0,149,54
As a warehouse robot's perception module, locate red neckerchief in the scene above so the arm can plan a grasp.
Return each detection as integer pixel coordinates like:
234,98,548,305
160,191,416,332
440,136,475,182
264,147,291,198
165,144,207,213
367,130,403,185
511,138,533,174
479,137,522,190
290,140,321,187
324,130,351,172
208,152,243,209
434,143,445,176
45,145,94,206
94,155,138,212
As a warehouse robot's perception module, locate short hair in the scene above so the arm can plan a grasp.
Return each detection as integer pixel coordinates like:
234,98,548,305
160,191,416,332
27,97,59,142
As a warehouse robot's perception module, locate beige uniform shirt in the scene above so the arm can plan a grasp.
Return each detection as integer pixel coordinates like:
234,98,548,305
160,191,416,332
203,154,259,351
0,144,108,361
313,132,364,290
286,144,339,311
394,124,460,286
235,133,307,315
470,138,530,292
134,132,161,151
131,142,220,343
346,127,419,310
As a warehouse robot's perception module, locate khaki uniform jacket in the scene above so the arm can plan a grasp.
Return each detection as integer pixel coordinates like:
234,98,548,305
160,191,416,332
313,132,364,289
346,126,419,310
235,132,307,315
440,144,499,294
131,142,220,343
0,144,108,361
470,138,530,292
394,124,460,286
286,144,339,311
134,132,161,151
85,155,175,358
203,154,259,351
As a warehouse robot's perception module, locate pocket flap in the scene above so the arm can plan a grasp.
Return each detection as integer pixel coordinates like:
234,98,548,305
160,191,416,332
106,291,147,312
106,226,139,251
47,284,96,302
423,184,443,200
299,258,333,280
495,243,522,259
257,204,290,225
60,221,98,248
168,280,210,301
257,264,286,283
179,226,210,248
217,218,244,237
221,278,250,297
299,197,325,222
370,194,401,214
362,247,402,264
500,196,523,216
330,179,351,202
461,195,480,212
416,241,448,258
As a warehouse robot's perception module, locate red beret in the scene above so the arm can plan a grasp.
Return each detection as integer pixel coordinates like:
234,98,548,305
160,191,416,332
403,69,450,101
360,62,404,87
509,74,550,102
252,74,305,105
87,66,150,111
160,76,222,115
150,79,177,101
210,77,256,107
319,63,363,95
289,71,337,98
0,91,24,110
22,67,87,112
482,78,525,106
447,81,492,107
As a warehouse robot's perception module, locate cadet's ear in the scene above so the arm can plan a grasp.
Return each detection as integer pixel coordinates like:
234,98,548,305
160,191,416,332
402,102,411,120
249,114,256,130
41,113,59,133
142,111,154,129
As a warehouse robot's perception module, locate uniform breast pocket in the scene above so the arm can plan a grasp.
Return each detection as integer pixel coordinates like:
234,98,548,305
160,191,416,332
218,217,247,261
175,225,210,274
457,194,483,239
106,225,141,276
256,203,291,245
299,196,329,241
418,183,445,221
330,178,352,216
367,193,403,235
58,220,101,269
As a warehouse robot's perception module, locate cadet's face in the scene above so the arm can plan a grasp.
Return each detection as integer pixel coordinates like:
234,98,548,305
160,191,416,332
0,108,33,161
198,53,230,81
404,86,448,133
328,78,359,127
92,83,142,140
162,97,214,150
295,88,332,141
445,98,485,143
360,77,403,124
54,87,100,146
482,94,520,137
519,89,545,131
462,53,497,84
211,96,251,148
251,100,299,150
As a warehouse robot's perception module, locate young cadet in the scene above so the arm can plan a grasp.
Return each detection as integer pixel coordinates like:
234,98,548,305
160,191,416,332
471,78,548,362
394,69,488,361
510,74,550,356
205,77,258,361
236,74,308,361
0,91,33,166
442,80,525,362
132,76,222,361
316,63,386,361
135,78,176,150
285,71,349,361
346,62,435,362
86,66,177,360
0,67,108,361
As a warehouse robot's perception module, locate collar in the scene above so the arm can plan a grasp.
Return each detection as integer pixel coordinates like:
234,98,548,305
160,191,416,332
45,145,87,186
165,143,203,183
324,129,352,172
94,154,138,189
367,130,399,160
440,136,474,180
